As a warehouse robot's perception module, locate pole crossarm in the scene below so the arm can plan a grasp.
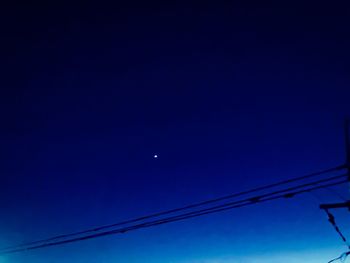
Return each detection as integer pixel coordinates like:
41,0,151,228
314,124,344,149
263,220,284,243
320,201,350,210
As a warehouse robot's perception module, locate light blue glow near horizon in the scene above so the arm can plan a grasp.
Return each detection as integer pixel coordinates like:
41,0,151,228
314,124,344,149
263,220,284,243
1,193,349,263
2,250,346,263
178,250,348,263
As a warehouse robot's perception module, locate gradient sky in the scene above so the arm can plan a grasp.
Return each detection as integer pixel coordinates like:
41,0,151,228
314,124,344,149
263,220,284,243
1,2,350,262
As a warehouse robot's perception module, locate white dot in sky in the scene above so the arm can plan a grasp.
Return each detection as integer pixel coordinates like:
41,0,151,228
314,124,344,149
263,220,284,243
154,154,158,158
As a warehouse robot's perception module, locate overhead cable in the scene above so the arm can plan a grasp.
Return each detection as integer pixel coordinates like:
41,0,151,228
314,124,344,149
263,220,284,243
1,175,347,254
0,165,344,252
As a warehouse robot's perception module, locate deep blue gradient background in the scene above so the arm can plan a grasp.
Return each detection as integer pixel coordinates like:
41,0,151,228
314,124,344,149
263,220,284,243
1,2,350,262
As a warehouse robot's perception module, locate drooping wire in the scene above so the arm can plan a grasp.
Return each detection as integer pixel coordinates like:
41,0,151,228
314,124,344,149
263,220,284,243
323,209,350,249
0,165,344,252
328,251,350,263
323,187,348,201
4,179,347,254
324,208,350,263
1,176,347,254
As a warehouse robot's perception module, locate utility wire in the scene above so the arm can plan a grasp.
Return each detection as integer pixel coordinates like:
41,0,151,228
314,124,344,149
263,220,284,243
0,165,344,252
323,187,348,201
1,175,347,254
328,251,350,263
2,179,346,254
100,179,348,238
323,209,350,249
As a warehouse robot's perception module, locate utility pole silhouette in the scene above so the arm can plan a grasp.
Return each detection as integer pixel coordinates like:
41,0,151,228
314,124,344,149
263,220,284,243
320,119,350,211
320,120,350,263
342,118,350,183
345,118,350,181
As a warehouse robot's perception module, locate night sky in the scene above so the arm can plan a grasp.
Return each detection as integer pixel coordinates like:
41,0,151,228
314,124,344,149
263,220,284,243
1,2,350,262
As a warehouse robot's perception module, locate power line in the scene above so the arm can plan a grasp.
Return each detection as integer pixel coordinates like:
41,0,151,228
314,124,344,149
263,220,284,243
3,179,346,254
323,120,350,263
323,209,350,248
328,251,350,263
0,165,344,252
1,174,347,254
323,187,347,201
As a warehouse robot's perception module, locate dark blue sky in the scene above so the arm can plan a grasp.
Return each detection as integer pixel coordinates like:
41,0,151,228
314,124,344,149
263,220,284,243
1,2,350,262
